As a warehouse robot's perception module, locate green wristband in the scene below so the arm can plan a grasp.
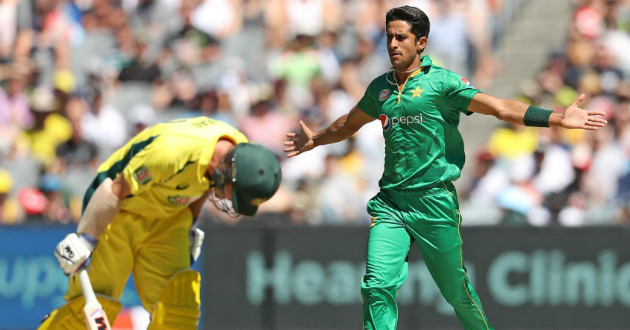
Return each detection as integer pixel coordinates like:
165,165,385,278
523,105,553,127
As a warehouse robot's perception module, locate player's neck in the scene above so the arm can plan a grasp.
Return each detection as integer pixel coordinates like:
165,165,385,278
394,58,422,85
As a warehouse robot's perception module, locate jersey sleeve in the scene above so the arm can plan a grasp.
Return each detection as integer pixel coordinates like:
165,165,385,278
357,81,379,118
443,72,481,115
121,139,179,196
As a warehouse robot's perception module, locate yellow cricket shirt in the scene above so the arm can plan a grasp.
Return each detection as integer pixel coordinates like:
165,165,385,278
82,117,248,220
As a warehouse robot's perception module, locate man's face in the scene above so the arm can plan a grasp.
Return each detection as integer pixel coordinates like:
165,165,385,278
208,164,236,215
209,155,235,203
386,20,426,69
213,181,233,200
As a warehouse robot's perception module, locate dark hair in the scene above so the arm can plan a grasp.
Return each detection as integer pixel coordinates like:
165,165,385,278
385,6,430,41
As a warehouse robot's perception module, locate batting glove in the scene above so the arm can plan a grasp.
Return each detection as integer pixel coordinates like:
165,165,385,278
55,233,97,275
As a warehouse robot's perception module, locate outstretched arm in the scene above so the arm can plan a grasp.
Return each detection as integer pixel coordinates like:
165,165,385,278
468,93,607,130
284,105,375,158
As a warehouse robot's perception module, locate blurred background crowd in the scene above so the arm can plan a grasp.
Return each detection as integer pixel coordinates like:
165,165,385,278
0,0,628,227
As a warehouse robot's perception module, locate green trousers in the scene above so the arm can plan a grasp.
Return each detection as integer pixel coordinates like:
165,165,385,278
361,182,493,330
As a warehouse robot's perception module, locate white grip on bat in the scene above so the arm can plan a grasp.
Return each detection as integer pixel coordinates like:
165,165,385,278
79,270,97,305
79,269,112,330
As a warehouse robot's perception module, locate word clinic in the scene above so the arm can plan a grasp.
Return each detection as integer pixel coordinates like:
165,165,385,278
246,249,630,309
488,249,630,307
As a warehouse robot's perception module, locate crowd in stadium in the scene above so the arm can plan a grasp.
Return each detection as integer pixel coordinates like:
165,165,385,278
0,0,628,227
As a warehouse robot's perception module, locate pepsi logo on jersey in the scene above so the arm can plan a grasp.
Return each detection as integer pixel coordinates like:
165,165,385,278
380,114,424,131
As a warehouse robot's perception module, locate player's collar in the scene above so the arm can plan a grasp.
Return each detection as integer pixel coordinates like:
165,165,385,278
406,55,432,82
419,55,433,68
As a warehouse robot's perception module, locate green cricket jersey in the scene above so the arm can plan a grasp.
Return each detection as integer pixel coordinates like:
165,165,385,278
357,55,480,191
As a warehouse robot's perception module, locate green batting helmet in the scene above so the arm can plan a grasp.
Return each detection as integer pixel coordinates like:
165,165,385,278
231,143,282,216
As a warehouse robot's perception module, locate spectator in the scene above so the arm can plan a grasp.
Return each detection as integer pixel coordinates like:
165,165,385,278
117,35,161,84
269,34,323,111
460,149,508,206
162,0,222,68
315,31,341,85
125,0,177,41
315,153,365,224
0,75,33,157
0,75,33,129
17,187,48,221
191,0,242,39
10,0,622,227
0,168,22,223
153,68,199,111
56,101,100,171
38,173,72,223
355,36,389,87
487,122,539,160
128,103,157,136
18,87,72,165
582,127,626,213
558,192,587,227
0,0,33,63
81,90,127,157
240,98,292,154
197,90,237,127
496,159,546,226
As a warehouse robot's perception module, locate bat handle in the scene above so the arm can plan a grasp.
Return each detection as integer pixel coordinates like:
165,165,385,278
78,269,98,305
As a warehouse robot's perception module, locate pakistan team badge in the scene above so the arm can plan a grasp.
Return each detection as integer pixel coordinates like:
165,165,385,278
133,166,152,185
378,89,391,101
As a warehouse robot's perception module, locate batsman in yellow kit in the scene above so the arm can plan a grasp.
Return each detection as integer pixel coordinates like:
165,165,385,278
39,117,282,329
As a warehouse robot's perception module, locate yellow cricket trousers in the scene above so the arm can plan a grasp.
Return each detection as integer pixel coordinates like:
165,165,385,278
65,208,193,313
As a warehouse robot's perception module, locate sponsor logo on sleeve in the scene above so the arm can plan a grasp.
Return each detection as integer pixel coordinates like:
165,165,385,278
378,89,391,101
168,195,194,206
133,166,152,185
461,78,473,87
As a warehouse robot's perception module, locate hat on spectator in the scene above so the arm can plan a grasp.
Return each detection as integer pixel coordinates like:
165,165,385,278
39,174,62,193
18,188,48,215
554,86,579,108
130,104,157,127
133,30,151,44
475,149,495,163
0,169,13,194
30,87,56,112
578,72,602,96
589,95,616,119
54,70,76,94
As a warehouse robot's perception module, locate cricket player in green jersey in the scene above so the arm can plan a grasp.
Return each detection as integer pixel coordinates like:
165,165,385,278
285,6,608,330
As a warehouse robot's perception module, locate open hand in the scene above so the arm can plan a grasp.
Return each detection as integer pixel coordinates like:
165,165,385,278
284,121,315,158
561,94,608,130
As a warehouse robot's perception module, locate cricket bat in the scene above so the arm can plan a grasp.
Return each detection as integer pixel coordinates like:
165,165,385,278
78,269,112,330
